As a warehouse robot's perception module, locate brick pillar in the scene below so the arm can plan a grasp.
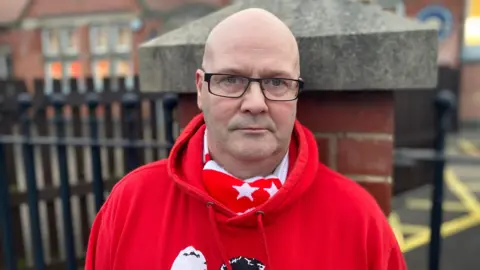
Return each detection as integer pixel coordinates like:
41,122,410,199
297,91,393,215
176,91,393,215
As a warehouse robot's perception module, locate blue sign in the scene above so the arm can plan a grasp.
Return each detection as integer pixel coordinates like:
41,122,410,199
416,5,453,40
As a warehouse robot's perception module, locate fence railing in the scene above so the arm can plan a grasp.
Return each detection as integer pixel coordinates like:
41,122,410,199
0,77,179,270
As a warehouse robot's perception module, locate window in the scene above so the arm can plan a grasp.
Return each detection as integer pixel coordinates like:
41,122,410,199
91,58,133,90
46,61,63,80
89,23,133,91
42,28,82,93
114,59,133,88
62,29,79,55
114,59,131,78
90,26,109,54
115,26,131,53
44,61,83,94
42,28,78,56
92,59,111,90
90,24,132,55
43,29,60,56
65,61,83,81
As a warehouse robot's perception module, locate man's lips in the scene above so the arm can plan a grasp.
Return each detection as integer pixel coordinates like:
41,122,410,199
237,127,269,133
238,127,267,130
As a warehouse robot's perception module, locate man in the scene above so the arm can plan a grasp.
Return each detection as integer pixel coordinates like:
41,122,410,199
85,8,406,270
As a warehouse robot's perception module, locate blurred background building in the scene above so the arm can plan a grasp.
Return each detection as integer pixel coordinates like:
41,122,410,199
0,0,230,93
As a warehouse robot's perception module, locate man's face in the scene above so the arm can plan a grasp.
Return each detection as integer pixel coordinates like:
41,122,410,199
195,28,299,162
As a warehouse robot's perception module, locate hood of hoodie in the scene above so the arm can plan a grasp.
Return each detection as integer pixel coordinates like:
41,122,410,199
167,113,319,227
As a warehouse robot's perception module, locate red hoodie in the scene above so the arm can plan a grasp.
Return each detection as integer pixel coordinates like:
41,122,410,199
85,114,406,270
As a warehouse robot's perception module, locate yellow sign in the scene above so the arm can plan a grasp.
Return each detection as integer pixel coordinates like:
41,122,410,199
465,0,480,46
468,0,480,17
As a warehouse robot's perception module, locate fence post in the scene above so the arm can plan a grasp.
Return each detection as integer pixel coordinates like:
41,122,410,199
18,92,45,270
428,89,456,270
50,93,77,270
162,93,178,155
0,138,17,270
86,92,104,212
122,92,140,172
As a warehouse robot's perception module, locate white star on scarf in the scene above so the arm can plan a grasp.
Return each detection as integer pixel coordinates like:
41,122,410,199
265,182,279,198
232,183,259,201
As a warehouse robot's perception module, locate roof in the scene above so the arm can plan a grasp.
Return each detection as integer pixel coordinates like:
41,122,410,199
0,0,29,25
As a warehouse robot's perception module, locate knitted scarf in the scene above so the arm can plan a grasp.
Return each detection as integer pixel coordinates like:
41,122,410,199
202,130,289,215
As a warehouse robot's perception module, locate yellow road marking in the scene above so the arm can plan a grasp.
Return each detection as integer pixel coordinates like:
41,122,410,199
405,198,467,212
458,139,480,156
388,212,405,249
400,169,480,253
402,214,480,252
392,140,480,254
445,168,480,215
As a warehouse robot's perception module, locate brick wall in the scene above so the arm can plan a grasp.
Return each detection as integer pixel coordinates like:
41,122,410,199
7,29,44,90
459,63,480,127
298,91,393,215
176,90,394,215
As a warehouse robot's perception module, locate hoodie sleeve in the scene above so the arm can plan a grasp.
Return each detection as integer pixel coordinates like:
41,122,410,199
385,242,407,270
84,199,114,270
372,220,407,270
367,209,407,270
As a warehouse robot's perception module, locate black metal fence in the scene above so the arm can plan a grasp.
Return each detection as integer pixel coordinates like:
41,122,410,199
0,77,179,270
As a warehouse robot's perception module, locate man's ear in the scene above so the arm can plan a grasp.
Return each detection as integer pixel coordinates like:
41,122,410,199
195,69,204,110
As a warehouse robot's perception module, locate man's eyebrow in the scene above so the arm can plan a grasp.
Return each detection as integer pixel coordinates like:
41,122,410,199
260,70,295,78
213,68,295,78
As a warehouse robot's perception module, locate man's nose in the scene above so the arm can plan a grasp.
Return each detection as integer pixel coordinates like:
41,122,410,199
240,81,268,114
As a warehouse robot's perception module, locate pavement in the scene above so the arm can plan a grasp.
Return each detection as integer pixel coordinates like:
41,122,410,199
389,133,480,270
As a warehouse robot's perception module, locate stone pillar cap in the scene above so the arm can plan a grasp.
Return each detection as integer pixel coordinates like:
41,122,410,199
139,0,438,92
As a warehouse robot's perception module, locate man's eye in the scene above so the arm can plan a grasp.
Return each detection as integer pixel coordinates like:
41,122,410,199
226,77,238,83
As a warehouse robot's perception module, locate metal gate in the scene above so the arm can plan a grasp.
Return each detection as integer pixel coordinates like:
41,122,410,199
394,88,480,270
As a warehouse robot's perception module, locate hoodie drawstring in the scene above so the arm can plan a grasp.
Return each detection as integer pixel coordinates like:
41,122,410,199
256,211,273,269
207,202,232,270
206,202,272,270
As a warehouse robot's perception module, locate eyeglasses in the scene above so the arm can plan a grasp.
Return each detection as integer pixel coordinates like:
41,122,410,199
203,73,303,101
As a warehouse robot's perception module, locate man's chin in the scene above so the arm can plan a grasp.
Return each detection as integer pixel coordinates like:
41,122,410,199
231,144,277,161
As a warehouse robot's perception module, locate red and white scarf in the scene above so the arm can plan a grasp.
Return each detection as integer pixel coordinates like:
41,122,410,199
202,130,289,215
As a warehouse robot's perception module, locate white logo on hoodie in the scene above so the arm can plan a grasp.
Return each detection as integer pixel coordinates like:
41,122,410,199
171,246,207,270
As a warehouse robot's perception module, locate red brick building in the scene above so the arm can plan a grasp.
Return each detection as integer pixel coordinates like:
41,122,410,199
0,0,230,92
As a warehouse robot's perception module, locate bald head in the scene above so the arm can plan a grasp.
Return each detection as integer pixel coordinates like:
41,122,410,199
202,8,300,76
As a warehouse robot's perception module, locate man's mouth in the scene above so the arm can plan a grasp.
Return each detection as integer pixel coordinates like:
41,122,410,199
238,127,269,133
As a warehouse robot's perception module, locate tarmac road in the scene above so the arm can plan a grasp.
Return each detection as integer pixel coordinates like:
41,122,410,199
389,137,480,270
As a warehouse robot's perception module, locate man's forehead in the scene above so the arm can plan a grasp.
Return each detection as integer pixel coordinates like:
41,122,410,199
205,41,299,77
202,8,299,71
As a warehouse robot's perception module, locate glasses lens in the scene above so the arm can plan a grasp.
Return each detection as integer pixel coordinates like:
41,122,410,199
208,74,300,100
262,79,299,100
209,74,248,97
